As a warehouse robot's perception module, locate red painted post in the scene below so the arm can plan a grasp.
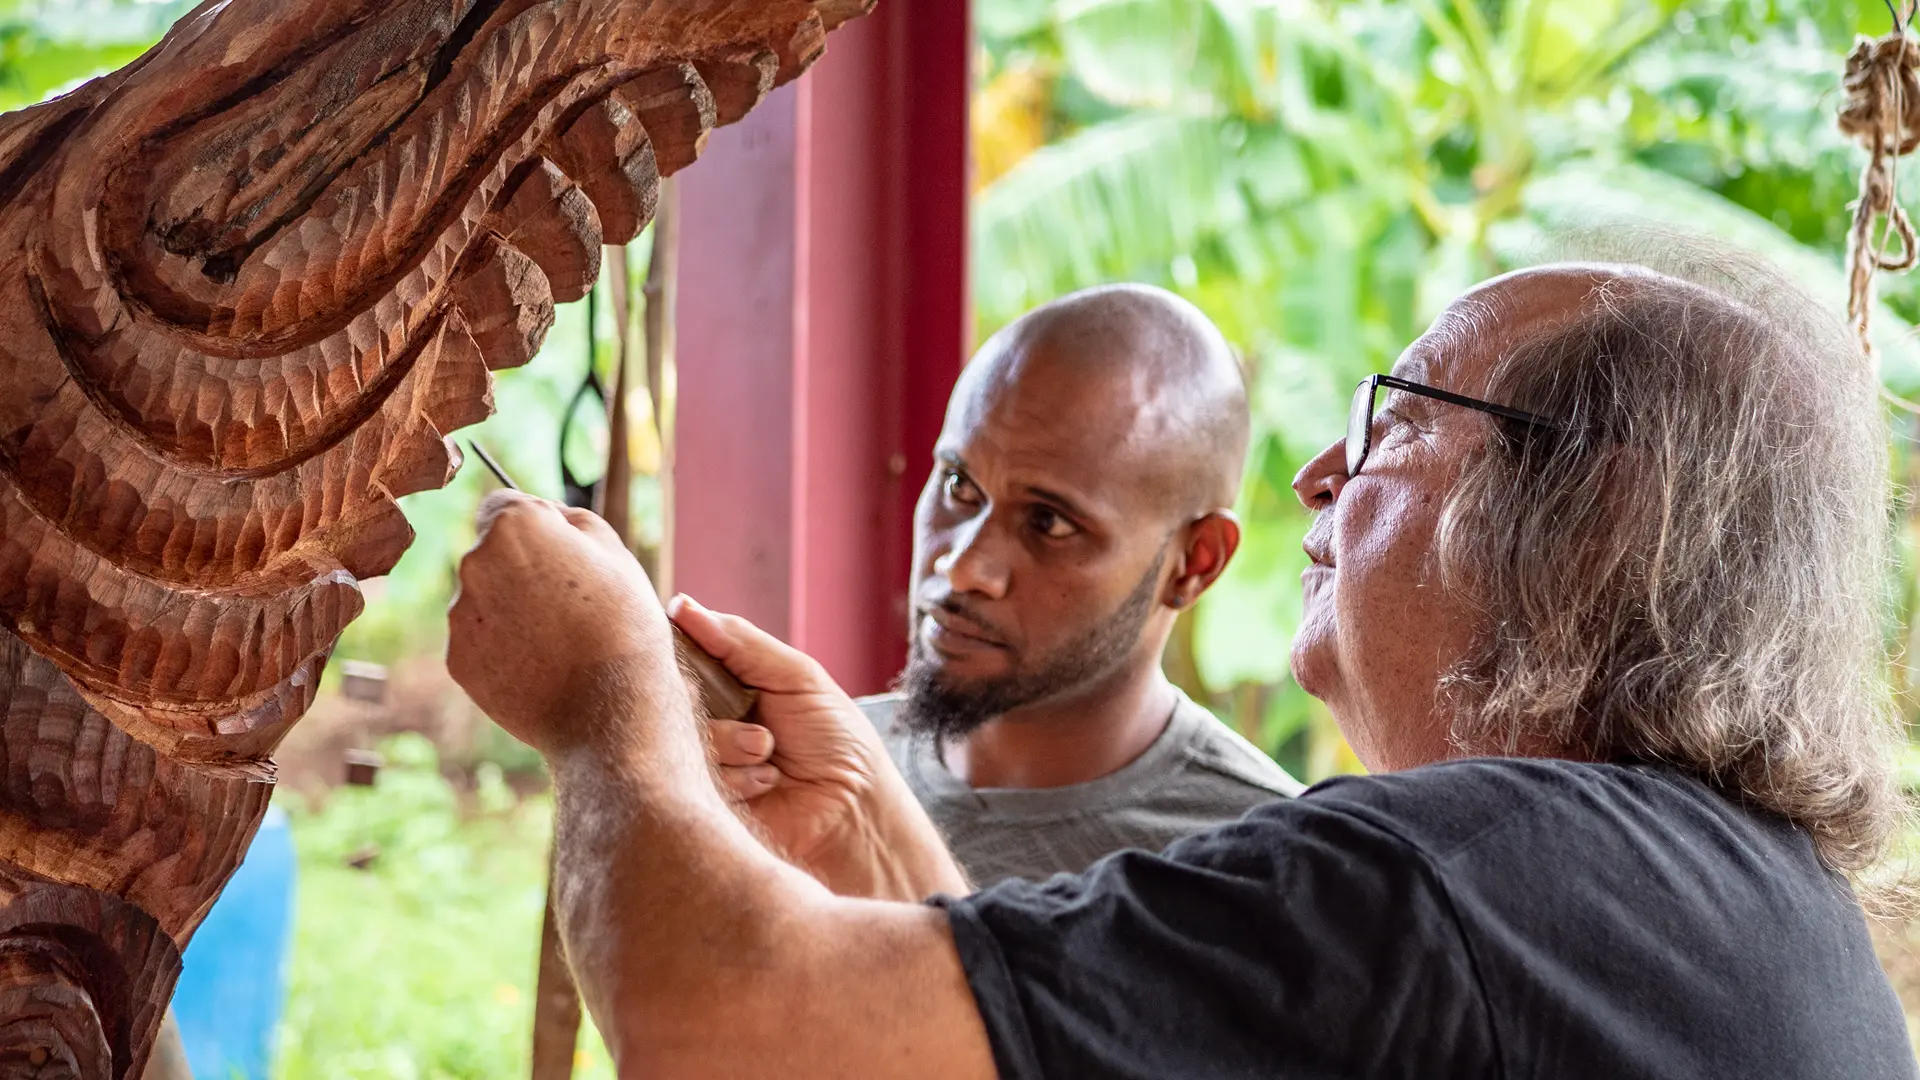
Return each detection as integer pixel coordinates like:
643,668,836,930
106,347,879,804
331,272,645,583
673,89,802,641
675,1,971,695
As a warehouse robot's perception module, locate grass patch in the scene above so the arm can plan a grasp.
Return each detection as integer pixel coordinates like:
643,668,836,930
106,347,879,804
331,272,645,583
274,735,613,1079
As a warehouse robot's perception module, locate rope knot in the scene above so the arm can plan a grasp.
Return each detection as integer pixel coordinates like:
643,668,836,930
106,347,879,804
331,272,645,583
1840,29,1920,358
1841,33,1920,152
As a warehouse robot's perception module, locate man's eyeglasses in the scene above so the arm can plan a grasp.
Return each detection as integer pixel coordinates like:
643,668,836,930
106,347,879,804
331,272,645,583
1346,374,1559,477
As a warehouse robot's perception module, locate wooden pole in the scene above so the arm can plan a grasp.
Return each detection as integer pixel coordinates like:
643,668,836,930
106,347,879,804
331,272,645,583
600,243,636,548
527,882,583,1080
645,178,679,593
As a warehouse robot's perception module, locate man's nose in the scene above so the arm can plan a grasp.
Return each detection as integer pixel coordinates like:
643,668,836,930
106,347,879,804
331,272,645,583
1292,439,1348,511
932,517,1011,600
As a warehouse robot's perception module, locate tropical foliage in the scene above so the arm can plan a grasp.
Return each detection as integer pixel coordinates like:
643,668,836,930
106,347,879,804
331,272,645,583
972,0,1920,780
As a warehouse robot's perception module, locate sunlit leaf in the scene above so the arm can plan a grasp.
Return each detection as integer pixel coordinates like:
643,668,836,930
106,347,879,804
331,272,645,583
1055,0,1264,112
974,62,1055,189
1524,0,1631,92
0,38,145,110
974,111,1245,329
977,0,1056,41
0,0,201,110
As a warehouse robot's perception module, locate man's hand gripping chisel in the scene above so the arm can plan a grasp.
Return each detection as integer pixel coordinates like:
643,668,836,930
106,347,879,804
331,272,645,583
466,441,759,723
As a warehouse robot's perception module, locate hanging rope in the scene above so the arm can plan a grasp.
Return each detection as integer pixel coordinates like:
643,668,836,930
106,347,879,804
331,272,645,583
1838,10,1920,361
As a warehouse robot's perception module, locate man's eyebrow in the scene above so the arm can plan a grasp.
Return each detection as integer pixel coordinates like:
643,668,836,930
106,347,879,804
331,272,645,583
935,449,967,471
1021,483,1094,521
1389,345,1435,382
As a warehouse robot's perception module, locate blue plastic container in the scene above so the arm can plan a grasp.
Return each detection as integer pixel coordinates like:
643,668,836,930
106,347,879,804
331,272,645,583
169,805,298,1079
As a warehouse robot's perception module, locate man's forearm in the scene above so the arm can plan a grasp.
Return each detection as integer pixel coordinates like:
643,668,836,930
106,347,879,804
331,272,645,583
445,497,994,1076
540,659,996,1078
546,660,820,1059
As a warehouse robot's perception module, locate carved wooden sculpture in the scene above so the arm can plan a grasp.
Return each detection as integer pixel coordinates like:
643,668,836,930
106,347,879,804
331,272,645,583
0,1,867,1075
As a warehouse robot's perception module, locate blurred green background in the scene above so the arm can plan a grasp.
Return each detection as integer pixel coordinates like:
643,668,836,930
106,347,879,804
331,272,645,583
11,0,1920,1073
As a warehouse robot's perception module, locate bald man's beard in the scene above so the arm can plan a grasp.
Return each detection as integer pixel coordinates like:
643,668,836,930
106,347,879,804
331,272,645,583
897,550,1166,741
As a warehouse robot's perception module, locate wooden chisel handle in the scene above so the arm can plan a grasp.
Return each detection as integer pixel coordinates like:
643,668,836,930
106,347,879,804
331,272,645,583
672,624,759,721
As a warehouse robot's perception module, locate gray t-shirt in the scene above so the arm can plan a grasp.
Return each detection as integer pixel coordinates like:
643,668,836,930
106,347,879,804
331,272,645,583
860,691,1304,886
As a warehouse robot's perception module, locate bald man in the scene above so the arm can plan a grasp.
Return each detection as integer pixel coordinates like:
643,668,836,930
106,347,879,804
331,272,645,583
719,284,1301,885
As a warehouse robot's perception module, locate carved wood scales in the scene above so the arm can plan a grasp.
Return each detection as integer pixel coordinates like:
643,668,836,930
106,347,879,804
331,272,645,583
0,1,869,1075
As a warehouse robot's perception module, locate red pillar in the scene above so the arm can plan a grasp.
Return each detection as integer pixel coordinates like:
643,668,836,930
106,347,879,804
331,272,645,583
674,1,971,695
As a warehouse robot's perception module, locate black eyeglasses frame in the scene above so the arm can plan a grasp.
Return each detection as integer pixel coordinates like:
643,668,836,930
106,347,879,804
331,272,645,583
1346,374,1560,477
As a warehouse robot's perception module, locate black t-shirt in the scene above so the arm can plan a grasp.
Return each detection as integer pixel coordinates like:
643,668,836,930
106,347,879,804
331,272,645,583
935,758,1914,1079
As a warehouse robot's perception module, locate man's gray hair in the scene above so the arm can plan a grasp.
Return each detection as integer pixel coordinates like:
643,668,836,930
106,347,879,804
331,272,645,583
1437,237,1906,879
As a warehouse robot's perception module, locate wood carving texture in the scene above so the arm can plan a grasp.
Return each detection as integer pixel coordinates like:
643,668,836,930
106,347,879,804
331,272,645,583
0,0,872,1075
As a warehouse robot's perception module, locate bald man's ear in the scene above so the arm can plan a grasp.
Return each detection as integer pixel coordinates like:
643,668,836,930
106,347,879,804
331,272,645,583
1166,511,1241,610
